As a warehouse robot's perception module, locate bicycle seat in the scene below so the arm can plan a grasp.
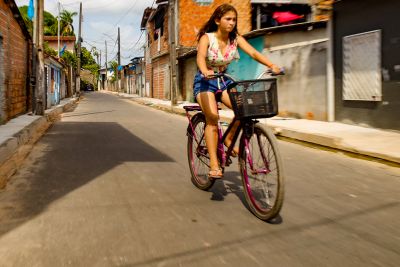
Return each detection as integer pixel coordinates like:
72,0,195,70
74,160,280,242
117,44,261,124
183,105,202,112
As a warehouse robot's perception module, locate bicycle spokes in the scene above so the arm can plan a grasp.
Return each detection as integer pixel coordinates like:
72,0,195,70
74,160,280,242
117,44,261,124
187,114,215,190
240,124,283,220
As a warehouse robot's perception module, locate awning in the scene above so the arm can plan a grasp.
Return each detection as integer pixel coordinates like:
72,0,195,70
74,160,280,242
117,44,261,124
273,11,304,23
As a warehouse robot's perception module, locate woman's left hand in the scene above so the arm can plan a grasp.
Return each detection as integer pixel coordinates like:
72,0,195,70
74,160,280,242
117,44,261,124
271,64,281,74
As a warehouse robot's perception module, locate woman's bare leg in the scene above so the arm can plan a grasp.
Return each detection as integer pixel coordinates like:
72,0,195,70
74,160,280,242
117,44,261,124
221,90,240,155
196,92,220,172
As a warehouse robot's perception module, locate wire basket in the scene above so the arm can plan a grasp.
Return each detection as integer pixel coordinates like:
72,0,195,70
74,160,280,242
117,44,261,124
228,79,278,119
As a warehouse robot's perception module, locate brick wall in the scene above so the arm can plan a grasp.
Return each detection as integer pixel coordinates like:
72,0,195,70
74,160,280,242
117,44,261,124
0,0,30,123
179,0,252,47
147,9,170,57
145,62,152,97
151,55,169,100
145,6,171,100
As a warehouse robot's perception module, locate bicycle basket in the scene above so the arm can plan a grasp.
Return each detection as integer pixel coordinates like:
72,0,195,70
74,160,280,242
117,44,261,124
228,78,278,119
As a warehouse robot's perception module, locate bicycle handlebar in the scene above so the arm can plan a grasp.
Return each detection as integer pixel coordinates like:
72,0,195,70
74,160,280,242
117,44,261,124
203,68,285,82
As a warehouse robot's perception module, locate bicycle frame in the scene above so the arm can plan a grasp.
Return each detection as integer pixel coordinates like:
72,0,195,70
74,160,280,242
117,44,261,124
185,106,270,175
185,69,282,170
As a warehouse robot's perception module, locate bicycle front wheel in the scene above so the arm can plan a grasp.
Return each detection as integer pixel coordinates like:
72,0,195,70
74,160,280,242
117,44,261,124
187,113,215,190
239,123,284,221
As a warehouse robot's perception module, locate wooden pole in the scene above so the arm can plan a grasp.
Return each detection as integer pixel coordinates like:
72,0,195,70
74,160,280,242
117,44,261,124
35,0,45,115
76,2,82,93
169,0,177,105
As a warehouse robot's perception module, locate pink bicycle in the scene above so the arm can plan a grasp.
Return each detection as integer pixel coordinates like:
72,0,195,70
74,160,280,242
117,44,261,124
184,71,285,221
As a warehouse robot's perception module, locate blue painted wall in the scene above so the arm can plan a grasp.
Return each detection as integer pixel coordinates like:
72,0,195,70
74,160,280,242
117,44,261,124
227,36,265,80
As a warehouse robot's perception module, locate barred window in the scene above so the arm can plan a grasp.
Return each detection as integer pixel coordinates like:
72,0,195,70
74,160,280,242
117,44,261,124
343,30,382,101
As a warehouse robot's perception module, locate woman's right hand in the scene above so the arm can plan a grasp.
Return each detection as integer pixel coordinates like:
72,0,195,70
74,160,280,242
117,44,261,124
201,69,216,79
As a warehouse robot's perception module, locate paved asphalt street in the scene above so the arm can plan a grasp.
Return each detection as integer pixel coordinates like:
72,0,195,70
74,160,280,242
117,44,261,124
0,92,399,266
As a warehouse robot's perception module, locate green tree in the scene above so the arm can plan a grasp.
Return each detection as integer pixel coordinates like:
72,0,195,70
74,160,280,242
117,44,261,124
60,10,77,36
43,42,58,57
18,6,33,35
62,50,77,68
43,11,57,36
18,6,76,37
108,61,119,82
81,47,97,66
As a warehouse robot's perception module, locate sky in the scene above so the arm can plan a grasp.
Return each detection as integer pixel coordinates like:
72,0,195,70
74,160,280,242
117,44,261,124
15,0,155,66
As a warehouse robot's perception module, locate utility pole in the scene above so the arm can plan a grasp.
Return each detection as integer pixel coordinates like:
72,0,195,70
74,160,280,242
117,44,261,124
35,0,45,115
31,0,38,112
105,40,108,90
76,2,82,94
117,27,121,67
105,40,108,70
57,1,61,58
117,27,121,91
169,0,177,105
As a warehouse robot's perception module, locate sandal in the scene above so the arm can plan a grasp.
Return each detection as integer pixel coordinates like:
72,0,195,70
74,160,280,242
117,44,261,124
226,148,239,158
208,168,223,179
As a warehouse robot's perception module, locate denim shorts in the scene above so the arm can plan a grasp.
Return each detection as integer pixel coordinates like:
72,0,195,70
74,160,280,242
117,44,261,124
193,71,234,100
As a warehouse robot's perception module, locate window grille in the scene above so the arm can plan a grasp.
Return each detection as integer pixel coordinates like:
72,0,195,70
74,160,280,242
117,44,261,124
342,30,382,101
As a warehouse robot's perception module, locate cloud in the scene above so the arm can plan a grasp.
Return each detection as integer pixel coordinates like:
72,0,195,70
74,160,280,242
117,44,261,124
15,0,154,65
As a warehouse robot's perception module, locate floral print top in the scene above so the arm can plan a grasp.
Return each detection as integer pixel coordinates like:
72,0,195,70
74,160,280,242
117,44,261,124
205,32,240,73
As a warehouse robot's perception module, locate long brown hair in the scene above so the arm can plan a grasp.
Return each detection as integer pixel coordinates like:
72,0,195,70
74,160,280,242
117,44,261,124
197,4,239,42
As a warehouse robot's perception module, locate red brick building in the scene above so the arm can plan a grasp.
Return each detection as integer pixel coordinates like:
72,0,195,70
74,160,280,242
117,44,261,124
0,0,32,124
141,4,170,99
179,0,251,48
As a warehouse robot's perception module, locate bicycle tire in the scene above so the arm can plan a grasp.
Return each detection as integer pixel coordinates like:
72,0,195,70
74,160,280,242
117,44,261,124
187,113,215,190
239,123,284,221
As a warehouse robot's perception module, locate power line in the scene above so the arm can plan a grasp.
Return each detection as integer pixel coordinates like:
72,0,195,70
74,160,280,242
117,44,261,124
111,0,139,28
125,30,145,51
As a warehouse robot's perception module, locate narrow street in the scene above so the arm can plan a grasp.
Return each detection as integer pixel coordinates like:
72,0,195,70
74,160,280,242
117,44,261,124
0,92,399,266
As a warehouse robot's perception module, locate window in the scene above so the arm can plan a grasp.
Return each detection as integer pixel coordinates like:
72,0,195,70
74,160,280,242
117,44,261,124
251,4,310,30
342,30,382,101
153,7,165,40
194,0,213,6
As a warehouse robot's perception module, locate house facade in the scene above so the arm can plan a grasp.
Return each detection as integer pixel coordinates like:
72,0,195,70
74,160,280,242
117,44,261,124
141,3,170,99
44,54,66,108
44,36,76,54
124,57,145,96
0,0,32,124
333,0,400,130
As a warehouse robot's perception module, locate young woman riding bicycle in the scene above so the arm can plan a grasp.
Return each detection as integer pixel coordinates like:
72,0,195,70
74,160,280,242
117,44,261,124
194,4,281,179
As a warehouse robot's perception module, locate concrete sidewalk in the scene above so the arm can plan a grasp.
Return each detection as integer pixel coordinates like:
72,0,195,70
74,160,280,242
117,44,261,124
112,91,400,165
0,97,79,188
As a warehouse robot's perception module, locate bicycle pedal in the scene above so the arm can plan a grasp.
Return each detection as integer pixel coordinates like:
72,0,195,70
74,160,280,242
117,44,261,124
226,158,232,166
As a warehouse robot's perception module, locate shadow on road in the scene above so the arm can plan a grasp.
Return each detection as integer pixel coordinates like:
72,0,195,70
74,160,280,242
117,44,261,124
208,171,284,224
209,171,246,204
0,122,174,237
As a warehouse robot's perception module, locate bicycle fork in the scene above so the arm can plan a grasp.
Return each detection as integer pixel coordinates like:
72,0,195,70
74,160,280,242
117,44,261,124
217,121,226,168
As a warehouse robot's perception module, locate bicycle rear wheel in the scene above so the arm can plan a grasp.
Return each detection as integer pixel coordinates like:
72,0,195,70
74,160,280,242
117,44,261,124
239,123,284,221
187,113,215,190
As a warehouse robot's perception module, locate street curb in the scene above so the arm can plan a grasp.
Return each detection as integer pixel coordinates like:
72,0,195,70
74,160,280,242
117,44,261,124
269,127,399,164
116,93,399,165
0,97,80,189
